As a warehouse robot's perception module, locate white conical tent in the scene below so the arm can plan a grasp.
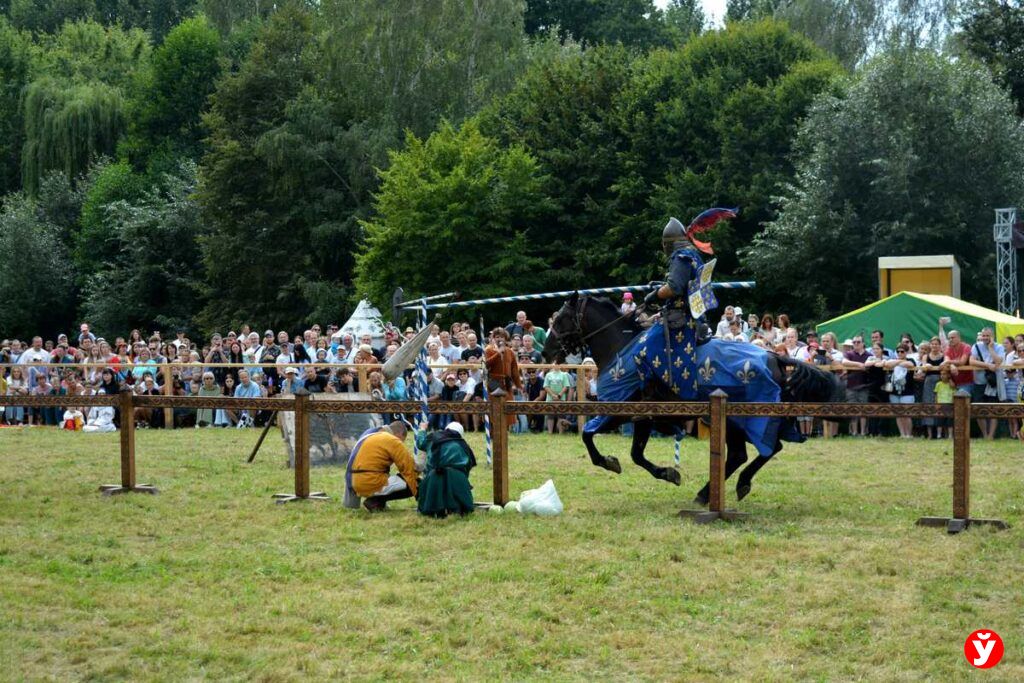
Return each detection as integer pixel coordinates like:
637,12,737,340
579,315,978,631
340,299,385,347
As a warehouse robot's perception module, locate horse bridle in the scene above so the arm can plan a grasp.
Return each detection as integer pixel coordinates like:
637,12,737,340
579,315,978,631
553,296,645,358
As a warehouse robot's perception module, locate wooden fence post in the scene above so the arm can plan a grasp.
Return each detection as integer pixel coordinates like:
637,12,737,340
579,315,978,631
162,365,174,429
707,390,727,515
489,389,509,505
916,393,1008,533
100,389,157,496
952,392,970,521
680,391,745,524
274,391,328,503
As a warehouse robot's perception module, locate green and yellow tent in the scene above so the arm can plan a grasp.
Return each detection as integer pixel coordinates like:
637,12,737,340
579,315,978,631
816,291,1024,344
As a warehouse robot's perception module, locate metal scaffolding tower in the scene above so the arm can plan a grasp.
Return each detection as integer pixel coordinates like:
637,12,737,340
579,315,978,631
994,208,1019,315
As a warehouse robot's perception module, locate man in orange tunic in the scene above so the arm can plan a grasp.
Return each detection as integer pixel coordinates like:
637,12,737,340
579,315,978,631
348,420,420,511
484,328,524,394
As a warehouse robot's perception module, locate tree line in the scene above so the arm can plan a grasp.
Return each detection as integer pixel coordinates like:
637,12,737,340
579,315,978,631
1,0,1023,340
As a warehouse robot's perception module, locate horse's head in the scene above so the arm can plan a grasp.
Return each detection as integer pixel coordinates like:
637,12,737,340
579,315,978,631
543,292,581,363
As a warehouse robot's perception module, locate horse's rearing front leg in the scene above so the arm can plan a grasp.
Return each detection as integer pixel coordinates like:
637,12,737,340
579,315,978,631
630,420,681,486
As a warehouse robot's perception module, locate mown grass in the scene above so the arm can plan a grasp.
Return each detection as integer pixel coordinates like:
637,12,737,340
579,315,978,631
0,426,1021,681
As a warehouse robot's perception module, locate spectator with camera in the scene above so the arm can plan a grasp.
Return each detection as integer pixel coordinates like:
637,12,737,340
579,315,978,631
970,326,1003,439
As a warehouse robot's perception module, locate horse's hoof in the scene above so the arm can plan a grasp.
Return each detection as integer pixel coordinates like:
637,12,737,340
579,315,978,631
736,482,751,501
662,468,681,486
604,456,622,474
693,489,709,507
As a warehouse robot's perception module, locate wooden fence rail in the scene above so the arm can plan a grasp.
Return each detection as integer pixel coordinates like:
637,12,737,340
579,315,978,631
0,392,1013,531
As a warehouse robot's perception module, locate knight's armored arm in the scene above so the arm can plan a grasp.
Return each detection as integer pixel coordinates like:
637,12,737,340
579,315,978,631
654,256,694,300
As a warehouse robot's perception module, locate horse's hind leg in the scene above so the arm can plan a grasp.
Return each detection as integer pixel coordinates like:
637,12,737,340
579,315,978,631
629,420,681,486
735,440,782,501
693,423,749,505
582,418,623,474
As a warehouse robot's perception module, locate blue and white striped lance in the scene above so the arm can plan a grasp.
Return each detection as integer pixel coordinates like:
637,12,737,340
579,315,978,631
398,282,755,310
479,315,493,466
414,300,431,458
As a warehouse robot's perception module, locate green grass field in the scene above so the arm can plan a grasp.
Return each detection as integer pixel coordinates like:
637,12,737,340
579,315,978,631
1,427,1021,681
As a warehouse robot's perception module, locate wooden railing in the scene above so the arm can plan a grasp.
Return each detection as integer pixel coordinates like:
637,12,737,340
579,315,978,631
0,360,598,430
0,390,1012,533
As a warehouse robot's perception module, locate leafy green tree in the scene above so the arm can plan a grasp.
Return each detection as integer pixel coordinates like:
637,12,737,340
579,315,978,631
29,19,150,89
197,2,317,330
727,0,963,69
8,0,95,33
201,0,273,35
19,21,150,193
959,0,1024,115
321,0,528,139
0,187,76,338
76,159,145,277
610,21,840,282
525,0,672,48
355,121,552,313
748,49,1024,319
198,0,531,329
479,44,637,286
21,79,125,195
122,15,221,172
0,17,31,195
664,0,706,45
477,22,838,291
80,161,205,335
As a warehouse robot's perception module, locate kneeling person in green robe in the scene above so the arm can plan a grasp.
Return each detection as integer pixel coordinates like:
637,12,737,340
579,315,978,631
415,421,476,517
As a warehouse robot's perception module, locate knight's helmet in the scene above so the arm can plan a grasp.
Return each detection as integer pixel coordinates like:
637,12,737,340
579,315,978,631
661,217,691,256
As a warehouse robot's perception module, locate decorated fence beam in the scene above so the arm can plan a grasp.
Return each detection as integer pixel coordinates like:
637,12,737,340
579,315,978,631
396,282,756,310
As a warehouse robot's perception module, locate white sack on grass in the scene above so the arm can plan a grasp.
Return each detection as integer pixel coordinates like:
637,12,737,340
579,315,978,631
517,479,563,516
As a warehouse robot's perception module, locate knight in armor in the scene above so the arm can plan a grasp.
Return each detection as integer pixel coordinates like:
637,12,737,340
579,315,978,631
634,209,736,398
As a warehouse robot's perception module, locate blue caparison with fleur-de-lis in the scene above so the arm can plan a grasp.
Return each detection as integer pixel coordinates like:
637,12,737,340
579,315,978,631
589,333,786,456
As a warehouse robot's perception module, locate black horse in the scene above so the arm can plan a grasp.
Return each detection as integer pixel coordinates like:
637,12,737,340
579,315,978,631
543,294,845,504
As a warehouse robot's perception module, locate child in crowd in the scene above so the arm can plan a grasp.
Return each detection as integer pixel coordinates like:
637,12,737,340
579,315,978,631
934,365,956,439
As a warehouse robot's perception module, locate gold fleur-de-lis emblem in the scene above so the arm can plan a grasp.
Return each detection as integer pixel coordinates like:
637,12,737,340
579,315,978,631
687,320,697,329
684,342,694,355
736,360,756,385
652,356,662,369
692,380,698,391
698,357,716,382
675,331,684,343
671,382,680,394
662,369,671,384
638,347,647,359
682,368,690,379
674,357,683,368
610,358,626,382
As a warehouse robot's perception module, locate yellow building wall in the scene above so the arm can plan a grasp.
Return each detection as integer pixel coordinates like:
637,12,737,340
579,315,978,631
880,268,953,297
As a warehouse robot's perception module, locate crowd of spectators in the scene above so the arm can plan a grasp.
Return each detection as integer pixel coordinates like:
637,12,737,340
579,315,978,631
4,304,1023,440
0,313,585,433
709,306,1024,440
